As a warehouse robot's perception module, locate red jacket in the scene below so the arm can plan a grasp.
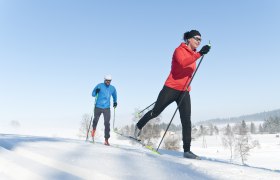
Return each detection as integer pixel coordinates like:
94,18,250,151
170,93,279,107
164,43,201,91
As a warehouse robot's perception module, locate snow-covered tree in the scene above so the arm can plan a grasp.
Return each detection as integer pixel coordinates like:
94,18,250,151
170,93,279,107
240,120,248,135
78,114,91,138
224,124,232,136
258,124,264,134
214,126,219,135
222,124,235,161
263,116,280,133
232,121,248,135
120,125,130,135
199,125,207,148
132,108,144,123
141,116,161,146
208,123,214,136
250,122,256,134
234,135,260,164
164,132,180,150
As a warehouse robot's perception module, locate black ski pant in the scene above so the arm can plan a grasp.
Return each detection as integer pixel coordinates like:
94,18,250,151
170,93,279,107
92,107,111,139
137,86,192,152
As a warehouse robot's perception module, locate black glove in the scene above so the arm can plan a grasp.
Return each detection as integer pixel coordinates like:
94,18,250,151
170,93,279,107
95,88,100,94
199,45,211,55
113,102,117,108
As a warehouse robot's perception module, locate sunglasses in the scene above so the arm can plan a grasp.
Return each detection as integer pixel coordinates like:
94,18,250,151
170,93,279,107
105,80,111,82
192,36,202,42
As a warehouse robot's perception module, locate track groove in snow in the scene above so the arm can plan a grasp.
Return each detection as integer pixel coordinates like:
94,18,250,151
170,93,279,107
14,147,113,180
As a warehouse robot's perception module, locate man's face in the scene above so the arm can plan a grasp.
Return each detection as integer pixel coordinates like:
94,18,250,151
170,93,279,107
105,79,111,86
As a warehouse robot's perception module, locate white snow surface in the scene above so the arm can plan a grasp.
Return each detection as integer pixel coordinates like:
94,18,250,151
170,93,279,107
0,131,280,180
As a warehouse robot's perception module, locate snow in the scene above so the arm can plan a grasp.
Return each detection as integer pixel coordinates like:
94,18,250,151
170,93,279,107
1,130,280,180
191,134,280,170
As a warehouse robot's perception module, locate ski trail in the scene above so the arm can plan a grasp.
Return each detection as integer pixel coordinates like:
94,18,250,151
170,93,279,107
0,147,46,180
0,157,42,180
13,145,113,180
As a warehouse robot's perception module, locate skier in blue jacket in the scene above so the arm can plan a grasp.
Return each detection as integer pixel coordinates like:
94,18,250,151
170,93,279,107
91,74,117,145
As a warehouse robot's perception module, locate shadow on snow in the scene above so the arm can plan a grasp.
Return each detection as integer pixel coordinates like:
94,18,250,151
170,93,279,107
0,133,63,150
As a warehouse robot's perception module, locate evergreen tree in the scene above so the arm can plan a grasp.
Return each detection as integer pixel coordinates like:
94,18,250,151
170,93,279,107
258,124,264,134
224,124,232,136
250,122,256,134
240,120,248,135
263,116,280,133
214,126,219,135
208,123,214,136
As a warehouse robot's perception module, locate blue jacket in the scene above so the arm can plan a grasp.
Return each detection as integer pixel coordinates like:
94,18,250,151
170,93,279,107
92,83,117,109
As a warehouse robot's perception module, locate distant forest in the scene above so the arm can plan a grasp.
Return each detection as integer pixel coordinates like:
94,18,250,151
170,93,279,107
196,108,280,125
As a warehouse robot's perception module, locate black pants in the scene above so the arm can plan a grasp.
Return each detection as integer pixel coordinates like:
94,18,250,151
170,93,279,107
92,107,111,139
137,86,192,152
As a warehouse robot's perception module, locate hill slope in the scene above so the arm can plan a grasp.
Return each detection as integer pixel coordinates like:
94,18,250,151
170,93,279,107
0,133,280,180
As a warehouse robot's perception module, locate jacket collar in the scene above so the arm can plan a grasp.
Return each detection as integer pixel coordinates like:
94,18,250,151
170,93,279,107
180,43,197,52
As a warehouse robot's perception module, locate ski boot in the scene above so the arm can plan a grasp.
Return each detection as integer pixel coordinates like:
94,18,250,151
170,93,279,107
183,151,201,160
91,129,96,142
104,138,110,146
134,125,142,139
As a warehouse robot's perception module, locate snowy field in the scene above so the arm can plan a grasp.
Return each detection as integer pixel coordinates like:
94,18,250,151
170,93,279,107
0,127,280,180
191,133,280,170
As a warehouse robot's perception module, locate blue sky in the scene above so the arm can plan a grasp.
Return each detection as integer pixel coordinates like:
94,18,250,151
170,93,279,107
1,0,280,129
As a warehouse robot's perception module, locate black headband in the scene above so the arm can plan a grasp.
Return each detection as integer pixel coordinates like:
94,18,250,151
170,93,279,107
183,30,201,41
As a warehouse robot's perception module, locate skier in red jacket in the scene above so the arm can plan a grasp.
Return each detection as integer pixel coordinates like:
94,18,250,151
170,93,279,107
134,30,210,159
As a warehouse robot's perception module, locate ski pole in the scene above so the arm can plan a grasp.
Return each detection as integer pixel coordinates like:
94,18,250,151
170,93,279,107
156,54,207,151
85,94,98,141
113,106,116,132
138,102,156,115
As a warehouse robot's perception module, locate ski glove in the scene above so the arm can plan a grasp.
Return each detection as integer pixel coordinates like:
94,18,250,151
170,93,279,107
95,88,100,94
199,45,211,55
113,102,117,108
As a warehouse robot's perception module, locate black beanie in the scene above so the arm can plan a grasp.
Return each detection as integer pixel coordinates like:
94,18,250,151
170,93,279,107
183,30,201,41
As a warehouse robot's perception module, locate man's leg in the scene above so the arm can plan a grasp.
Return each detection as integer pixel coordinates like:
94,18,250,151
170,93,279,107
92,107,103,138
103,108,111,140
